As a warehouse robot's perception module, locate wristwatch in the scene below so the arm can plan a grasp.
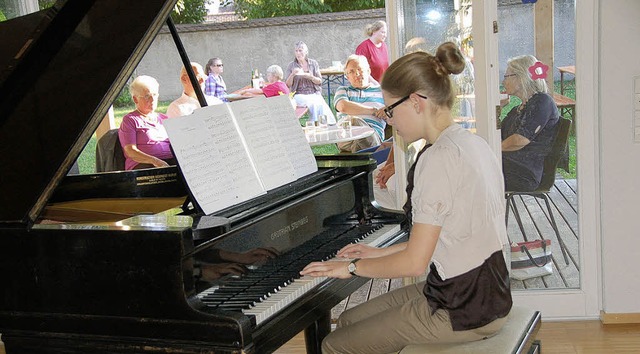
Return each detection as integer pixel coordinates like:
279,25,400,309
348,258,361,276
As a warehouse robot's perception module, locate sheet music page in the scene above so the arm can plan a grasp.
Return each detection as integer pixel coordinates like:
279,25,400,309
163,106,265,215
265,94,318,178
228,96,297,190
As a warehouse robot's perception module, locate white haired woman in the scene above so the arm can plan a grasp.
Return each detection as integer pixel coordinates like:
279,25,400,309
501,55,559,191
237,65,290,98
285,41,335,123
118,75,176,170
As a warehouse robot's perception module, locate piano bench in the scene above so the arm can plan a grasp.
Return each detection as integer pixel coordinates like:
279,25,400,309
399,306,541,354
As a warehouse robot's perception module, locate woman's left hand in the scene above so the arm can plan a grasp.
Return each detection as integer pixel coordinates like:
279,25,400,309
300,260,351,278
375,162,395,189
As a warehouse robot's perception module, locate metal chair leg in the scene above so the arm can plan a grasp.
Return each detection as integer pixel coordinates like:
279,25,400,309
541,194,570,265
505,194,512,227
509,195,529,242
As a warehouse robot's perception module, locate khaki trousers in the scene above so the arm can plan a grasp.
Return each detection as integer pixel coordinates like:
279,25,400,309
336,116,382,153
322,281,508,354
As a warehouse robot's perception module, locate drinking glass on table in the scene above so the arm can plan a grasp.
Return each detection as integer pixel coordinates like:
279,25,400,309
305,120,316,136
318,114,328,131
339,119,352,137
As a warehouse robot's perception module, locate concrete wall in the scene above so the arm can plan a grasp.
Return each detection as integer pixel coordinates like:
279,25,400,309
497,0,575,78
134,3,575,102
599,0,640,314
135,9,385,101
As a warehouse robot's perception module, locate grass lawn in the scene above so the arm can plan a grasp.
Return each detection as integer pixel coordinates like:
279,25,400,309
76,84,577,179
76,99,338,173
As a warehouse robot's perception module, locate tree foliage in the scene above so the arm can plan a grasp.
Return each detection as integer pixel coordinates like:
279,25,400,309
233,0,384,20
171,0,208,24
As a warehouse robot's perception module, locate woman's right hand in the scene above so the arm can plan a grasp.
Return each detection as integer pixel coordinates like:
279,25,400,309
152,158,169,168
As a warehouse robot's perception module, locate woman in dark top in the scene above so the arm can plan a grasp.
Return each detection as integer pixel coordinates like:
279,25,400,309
501,55,559,191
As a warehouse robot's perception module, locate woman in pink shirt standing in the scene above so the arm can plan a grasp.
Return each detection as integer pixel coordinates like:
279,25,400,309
355,20,389,82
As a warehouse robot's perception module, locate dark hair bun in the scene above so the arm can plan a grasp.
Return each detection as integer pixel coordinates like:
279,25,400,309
435,42,466,75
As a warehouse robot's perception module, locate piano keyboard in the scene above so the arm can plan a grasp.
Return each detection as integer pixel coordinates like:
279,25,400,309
197,223,401,325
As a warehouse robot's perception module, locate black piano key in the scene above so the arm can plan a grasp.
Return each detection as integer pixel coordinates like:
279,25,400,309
195,224,385,314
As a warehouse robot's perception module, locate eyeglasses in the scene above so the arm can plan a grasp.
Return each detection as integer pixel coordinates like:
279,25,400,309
346,68,365,76
383,93,428,120
503,74,516,79
213,64,224,67
138,92,159,100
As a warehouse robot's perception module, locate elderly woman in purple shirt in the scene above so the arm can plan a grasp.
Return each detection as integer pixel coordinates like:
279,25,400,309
118,75,176,170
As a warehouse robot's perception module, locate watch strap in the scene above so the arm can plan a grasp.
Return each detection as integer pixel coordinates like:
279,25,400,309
349,258,361,276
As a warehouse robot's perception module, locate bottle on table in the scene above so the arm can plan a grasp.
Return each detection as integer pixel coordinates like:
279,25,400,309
251,69,261,89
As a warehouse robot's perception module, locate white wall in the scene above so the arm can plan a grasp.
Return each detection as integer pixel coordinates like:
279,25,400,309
599,1,640,314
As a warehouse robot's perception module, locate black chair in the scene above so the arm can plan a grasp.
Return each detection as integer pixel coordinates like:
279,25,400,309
505,117,572,265
95,129,126,172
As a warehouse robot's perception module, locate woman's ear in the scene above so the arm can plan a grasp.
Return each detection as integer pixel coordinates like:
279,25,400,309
411,94,422,113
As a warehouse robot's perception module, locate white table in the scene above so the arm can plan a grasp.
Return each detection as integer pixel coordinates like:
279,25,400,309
305,125,374,146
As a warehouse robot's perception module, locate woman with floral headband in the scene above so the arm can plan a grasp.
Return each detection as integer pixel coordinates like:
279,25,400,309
500,55,559,191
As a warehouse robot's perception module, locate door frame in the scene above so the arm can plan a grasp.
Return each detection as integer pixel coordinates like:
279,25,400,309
385,0,601,319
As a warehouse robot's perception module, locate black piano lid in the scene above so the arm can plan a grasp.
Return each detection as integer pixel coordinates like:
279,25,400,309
0,0,178,225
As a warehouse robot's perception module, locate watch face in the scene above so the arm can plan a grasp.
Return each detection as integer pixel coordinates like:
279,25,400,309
348,263,356,272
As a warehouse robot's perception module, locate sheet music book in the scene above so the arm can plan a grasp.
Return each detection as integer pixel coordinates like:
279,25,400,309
163,94,317,215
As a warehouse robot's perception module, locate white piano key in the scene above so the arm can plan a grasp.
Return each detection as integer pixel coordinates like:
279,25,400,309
200,223,402,326
244,224,401,325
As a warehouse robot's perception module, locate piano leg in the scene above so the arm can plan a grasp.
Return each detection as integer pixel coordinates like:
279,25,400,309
304,311,331,354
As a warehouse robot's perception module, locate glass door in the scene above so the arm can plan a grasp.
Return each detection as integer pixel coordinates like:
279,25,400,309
386,0,599,318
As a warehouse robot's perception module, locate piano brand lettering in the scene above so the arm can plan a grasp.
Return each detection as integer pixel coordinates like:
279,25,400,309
290,216,309,230
136,173,178,186
270,216,309,240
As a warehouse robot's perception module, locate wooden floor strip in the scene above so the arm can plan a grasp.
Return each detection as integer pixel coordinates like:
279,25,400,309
274,321,640,354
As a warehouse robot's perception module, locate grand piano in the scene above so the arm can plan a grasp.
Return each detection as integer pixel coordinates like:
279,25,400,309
0,1,408,353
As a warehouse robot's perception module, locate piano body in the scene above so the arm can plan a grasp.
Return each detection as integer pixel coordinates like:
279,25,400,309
0,1,408,353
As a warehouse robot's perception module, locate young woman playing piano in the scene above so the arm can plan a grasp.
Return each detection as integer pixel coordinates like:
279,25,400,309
301,42,512,354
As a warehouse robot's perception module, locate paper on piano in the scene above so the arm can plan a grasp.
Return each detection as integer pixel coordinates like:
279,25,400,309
163,94,317,215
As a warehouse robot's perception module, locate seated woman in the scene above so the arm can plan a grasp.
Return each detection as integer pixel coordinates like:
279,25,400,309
204,57,228,102
501,55,559,191
285,41,335,123
333,54,387,152
236,65,290,98
118,75,176,170
166,62,222,118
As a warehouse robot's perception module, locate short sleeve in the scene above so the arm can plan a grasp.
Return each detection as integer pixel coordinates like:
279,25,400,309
285,61,294,78
166,102,180,118
118,114,138,147
309,59,321,79
411,144,461,226
333,86,348,109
